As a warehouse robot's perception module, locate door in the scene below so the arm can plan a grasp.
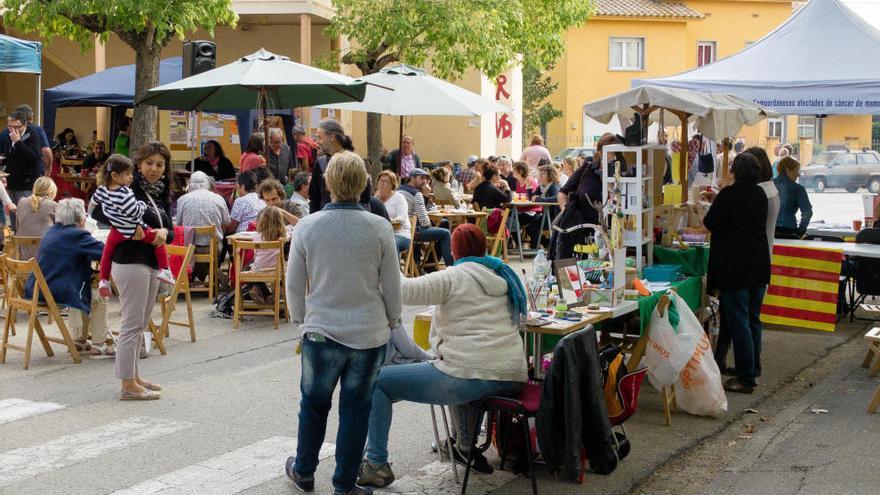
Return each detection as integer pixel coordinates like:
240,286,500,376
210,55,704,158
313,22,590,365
830,153,857,188
858,153,879,188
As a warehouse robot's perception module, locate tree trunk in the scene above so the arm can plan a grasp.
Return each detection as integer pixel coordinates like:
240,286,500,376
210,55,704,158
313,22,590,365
131,43,162,155
366,111,383,179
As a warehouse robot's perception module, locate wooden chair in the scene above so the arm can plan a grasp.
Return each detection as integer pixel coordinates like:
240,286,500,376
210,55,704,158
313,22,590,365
148,245,196,349
480,207,510,262
401,216,420,277
863,327,880,377
9,235,42,261
0,255,81,369
413,218,443,273
189,226,218,300
232,238,289,329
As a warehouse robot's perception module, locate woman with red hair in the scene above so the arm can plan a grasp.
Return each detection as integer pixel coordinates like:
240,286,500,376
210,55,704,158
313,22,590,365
358,224,528,488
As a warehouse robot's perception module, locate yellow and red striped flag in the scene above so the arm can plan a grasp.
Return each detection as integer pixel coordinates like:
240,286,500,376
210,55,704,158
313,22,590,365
760,244,843,332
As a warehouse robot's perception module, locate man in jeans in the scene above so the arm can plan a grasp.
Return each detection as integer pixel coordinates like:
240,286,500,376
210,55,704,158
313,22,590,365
396,169,453,267
286,150,401,495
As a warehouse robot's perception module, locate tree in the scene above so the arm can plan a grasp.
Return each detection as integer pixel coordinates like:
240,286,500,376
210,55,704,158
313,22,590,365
3,0,237,154
323,0,593,174
522,59,563,143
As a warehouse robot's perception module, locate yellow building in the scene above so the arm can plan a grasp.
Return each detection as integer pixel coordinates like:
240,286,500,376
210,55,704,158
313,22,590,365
546,0,872,157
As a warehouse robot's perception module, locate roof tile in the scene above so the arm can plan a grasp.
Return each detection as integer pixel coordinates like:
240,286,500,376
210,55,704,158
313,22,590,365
596,0,704,19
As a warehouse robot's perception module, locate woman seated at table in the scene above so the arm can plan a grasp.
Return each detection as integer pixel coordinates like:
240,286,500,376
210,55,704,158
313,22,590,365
375,171,412,254
359,224,527,488
56,127,79,155
430,166,462,208
773,156,812,237
703,153,770,395
466,158,488,194
193,140,236,181
509,161,542,246
472,165,512,210
15,177,58,259
25,198,114,356
239,134,267,173
81,140,109,172
524,164,562,249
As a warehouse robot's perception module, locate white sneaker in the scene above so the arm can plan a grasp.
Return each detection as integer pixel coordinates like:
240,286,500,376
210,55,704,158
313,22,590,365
155,268,176,285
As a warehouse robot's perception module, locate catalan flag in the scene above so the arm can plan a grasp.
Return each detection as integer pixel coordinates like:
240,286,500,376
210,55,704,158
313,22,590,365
760,244,844,332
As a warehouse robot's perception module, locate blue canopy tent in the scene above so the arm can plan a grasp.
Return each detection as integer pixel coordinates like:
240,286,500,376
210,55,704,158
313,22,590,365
0,34,42,122
43,57,288,155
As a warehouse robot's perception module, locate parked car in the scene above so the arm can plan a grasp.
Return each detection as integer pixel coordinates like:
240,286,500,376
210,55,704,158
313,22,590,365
799,150,880,193
553,147,595,164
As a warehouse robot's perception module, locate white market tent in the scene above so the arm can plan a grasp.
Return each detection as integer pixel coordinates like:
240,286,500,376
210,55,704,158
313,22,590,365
634,0,880,115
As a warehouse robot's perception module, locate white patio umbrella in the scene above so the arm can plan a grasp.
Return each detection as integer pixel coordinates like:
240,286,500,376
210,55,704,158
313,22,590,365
138,49,368,159
584,85,778,200
320,64,510,149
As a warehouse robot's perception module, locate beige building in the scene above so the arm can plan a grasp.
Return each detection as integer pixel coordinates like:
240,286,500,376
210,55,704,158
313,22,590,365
0,0,516,167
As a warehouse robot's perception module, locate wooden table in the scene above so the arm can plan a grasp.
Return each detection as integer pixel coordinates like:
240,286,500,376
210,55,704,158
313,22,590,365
60,158,84,173
503,201,560,262
428,209,487,228
58,174,96,195
460,193,474,204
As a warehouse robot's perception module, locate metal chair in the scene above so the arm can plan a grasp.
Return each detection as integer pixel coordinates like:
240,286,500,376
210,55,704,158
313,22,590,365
850,229,880,321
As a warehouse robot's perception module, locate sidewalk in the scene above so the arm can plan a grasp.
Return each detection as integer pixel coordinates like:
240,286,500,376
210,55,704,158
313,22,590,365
706,335,880,495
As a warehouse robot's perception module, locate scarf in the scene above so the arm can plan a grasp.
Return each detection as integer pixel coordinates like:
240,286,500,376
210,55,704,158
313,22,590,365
454,255,528,325
136,172,166,200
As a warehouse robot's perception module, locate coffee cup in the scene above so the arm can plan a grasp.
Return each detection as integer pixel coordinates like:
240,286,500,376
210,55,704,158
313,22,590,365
854,219,863,231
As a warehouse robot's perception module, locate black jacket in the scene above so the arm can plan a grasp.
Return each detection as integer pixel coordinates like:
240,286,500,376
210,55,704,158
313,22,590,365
382,148,421,175
473,181,512,210
703,182,770,290
5,130,41,191
537,327,617,480
309,154,331,213
193,156,236,181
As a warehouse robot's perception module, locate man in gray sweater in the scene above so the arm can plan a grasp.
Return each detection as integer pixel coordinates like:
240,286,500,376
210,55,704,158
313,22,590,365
285,150,401,495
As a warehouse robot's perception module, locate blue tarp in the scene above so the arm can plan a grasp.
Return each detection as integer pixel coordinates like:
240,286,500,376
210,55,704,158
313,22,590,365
43,57,285,150
0,34,41,74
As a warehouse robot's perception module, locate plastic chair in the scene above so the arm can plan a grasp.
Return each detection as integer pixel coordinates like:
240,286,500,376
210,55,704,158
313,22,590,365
608,367,648,455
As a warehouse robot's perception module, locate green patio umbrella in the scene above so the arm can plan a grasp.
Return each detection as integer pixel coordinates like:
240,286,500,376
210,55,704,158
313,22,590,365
138,48,368,159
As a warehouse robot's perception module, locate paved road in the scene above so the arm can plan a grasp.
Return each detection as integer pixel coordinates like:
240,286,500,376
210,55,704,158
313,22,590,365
806,190,865,226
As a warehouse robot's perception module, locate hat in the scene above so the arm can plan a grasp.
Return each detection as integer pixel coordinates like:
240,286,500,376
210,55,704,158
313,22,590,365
408,168,430,178
467,155,478,165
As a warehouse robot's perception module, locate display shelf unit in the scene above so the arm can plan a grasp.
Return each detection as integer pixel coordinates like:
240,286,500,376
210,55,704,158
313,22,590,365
602,144,665,272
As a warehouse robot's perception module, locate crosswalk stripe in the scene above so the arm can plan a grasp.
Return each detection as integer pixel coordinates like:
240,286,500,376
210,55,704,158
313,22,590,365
0,416,192,488
0,398,65,425
376,461,518,495
110,437,334,495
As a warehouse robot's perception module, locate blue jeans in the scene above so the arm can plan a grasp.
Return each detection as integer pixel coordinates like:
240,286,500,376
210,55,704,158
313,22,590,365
719,286,766,388
364,361,523,464
394,235,410,255
294,335,386,493
415,226,453,266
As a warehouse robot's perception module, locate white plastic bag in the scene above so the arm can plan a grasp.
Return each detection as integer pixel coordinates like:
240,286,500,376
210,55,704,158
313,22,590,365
644,293,701,389
670,291,727,416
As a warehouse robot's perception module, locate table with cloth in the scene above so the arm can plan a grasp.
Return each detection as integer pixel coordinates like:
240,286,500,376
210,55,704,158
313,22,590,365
652,245,709,277
637,276,704,334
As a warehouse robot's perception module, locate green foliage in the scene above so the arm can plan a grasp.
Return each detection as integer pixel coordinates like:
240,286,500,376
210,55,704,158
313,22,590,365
325,0,593,77
522,59,562,140
2,0,238,51
873,115,880,150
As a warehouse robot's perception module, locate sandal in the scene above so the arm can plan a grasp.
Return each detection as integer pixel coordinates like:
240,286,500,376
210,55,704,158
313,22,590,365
74,340,92,352
138,381,162,392
90,344,116,357
119,389,161,401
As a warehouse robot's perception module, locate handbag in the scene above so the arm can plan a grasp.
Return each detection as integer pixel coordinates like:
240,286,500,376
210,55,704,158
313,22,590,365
697,135,715,174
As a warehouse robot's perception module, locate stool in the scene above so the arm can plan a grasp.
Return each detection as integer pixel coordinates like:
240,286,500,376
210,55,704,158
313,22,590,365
862,327,880,377
462,383,541,495
412,314,459,483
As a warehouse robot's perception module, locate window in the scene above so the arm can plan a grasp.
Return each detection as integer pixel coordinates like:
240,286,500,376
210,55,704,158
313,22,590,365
837,154,857,166
797,116,817,139
697,41,716,67
609,37,644,71
859,153,879,164
767,118,783,139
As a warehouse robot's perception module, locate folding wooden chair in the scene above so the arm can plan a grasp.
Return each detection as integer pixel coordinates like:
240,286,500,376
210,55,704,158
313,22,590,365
9,235,42,261
401,215,419,277
480,207,510,262
232,238,289,329
148,245,196,347
190,226,218,299
0,256,81,369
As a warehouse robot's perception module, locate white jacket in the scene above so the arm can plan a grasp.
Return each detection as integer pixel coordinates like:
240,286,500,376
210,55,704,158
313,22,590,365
402,263,528,383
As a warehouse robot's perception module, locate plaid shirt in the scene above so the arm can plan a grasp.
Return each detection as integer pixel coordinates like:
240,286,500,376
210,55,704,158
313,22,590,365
457,167,477,189
175,189,231,245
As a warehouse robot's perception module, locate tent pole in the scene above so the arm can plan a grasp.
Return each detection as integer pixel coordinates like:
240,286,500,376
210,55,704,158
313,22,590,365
35,74,41,126
722,138,730,181
190,112,198,172
674,111,690,204
261,88,270,161
399,116,404,152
